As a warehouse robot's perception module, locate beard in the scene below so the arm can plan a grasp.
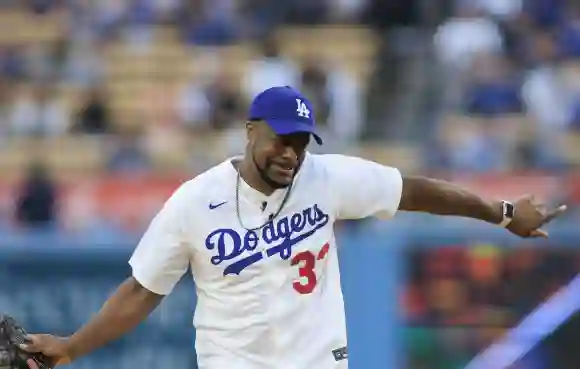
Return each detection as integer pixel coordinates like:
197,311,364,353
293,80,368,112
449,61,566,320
252,152,292,190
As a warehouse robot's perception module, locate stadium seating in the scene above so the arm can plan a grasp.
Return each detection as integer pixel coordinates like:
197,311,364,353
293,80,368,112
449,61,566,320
4,7,580,175
0,8,384,174
0,136,105,180
0,9,62,44
103,25,378,122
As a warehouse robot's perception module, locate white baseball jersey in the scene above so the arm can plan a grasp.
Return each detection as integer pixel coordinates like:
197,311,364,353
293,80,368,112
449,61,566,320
128,152,403,369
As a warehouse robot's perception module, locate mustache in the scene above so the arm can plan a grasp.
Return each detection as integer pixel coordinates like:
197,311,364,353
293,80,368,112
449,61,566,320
268,154,299,167
266,159,298,171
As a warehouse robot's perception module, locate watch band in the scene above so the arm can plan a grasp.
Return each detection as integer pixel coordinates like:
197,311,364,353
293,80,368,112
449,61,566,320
499,201,515,228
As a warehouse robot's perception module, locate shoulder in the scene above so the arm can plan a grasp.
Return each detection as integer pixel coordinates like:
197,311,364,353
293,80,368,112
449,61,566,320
306,153,377,175
169,160,234,209
306,153,402,185
188,160,234,189
308,153,358,166
299,154,371,188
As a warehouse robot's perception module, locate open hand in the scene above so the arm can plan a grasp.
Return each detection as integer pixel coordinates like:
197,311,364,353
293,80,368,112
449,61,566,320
506,195,567,238
19,334,71,368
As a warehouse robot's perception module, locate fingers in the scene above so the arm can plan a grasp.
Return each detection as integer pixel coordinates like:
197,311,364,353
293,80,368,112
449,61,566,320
537,203,547,213
542,204,567,225
528,205,567,238
530,229,549,238
19,335,41,353
26,358,39,369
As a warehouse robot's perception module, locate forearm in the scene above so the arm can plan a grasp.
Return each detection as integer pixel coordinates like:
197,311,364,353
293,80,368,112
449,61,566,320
66,276,163,360
399,176,503,224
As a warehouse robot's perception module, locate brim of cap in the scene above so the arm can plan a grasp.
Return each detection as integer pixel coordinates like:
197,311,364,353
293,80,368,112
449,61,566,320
264,119,323,145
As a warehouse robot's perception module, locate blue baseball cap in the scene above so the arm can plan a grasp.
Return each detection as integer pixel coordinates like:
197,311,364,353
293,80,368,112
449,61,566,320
248,86,323,145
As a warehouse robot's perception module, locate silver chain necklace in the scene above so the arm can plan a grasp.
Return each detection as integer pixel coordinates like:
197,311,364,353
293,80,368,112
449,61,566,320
235,168,293,231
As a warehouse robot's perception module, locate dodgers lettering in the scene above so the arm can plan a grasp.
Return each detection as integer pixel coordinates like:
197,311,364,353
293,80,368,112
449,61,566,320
205,204,330,276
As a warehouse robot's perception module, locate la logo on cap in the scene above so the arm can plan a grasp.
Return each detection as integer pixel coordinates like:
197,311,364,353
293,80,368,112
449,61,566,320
296,99,310,119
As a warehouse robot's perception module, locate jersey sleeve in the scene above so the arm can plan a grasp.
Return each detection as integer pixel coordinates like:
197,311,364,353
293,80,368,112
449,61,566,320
325,155,403,220
128,182,193,296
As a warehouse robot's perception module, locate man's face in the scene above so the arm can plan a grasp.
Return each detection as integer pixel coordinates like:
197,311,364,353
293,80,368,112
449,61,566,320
247,121,310,189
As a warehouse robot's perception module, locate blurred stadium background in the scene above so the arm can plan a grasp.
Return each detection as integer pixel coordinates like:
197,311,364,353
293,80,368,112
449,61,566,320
1,0,580,368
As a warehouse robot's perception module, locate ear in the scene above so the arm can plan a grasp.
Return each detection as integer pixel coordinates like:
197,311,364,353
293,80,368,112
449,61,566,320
246,121,255,142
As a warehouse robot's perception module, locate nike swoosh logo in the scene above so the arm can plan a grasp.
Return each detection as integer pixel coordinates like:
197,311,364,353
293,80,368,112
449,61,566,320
209,201,227,210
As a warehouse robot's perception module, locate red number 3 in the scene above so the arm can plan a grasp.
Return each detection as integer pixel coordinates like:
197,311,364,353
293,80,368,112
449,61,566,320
291,243,330,294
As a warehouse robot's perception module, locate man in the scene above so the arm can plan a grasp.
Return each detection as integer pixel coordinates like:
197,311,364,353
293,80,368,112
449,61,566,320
15,162,58,229
21,86,566,369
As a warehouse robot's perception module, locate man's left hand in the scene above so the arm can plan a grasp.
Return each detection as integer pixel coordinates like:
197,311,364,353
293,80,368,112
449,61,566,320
505,195,567,238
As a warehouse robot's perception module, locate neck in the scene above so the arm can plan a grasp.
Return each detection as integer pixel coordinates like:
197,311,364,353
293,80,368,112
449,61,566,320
237,157,275,196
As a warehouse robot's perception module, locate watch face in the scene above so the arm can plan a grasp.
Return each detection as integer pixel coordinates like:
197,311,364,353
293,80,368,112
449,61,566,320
504,202,515,218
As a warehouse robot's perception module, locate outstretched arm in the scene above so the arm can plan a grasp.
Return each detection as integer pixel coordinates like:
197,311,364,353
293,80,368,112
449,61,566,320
399,176,502,223
399,176,567,238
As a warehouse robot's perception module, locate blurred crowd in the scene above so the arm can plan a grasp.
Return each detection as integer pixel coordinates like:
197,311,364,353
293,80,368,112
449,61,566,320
2,0,580,230
404,245,580,369
0,0,378,164
427,0,580,172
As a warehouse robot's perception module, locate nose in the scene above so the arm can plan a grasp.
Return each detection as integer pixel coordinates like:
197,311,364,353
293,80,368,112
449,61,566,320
280,146,298,162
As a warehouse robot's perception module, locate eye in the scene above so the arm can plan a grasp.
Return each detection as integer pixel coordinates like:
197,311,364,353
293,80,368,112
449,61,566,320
280,133,310,150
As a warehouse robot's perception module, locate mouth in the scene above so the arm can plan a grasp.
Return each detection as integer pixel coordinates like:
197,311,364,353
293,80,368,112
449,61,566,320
271,163,295,177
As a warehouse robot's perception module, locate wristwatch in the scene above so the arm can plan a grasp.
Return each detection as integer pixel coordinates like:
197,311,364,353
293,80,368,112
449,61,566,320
499,200,515,228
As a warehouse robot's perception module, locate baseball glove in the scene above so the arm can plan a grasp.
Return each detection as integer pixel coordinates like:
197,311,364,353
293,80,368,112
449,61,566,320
0,315,53,369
